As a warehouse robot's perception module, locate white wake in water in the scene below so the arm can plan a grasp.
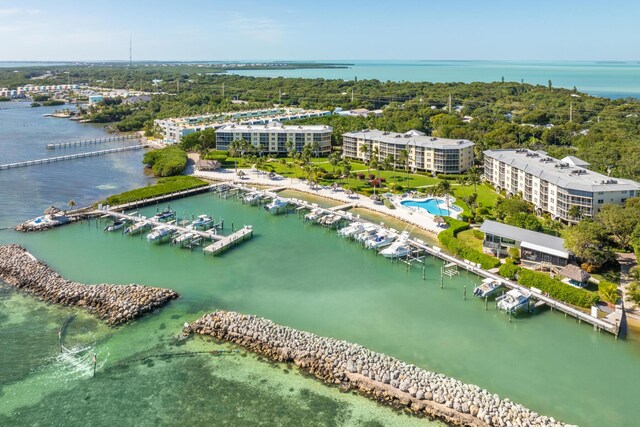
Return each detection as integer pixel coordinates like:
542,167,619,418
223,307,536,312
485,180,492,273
51,343,110,380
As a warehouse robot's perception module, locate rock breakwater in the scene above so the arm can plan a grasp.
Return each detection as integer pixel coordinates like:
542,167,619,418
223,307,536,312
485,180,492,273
186,311,570,427
0,244,178,325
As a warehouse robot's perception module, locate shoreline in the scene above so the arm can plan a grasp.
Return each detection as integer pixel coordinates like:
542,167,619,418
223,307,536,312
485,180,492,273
186,310,569,427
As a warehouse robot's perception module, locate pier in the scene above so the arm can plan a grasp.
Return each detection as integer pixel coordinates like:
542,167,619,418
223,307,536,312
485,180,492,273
96,202,254,256
0,144,149,171
46,134,139,149
405,238,621,336
106,184,220,212
203,226,253,255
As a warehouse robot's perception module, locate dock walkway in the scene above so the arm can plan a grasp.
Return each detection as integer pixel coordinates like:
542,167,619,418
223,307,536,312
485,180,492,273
0,144,148,171
203,227,253,255
408,239,621,336
99,209,224,241
46,134,139,149
329,202,359,211
107,184,221,212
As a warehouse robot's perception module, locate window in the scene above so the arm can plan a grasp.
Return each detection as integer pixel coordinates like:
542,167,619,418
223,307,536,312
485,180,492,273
598,199,604,204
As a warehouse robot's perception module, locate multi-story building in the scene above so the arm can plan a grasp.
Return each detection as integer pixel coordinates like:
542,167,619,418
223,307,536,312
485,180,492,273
215,121,332,155
483,149,640,222
154,108,331,144
342,129,475,174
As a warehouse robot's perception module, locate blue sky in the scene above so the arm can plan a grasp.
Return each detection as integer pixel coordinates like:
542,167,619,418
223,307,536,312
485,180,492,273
1,0,640,61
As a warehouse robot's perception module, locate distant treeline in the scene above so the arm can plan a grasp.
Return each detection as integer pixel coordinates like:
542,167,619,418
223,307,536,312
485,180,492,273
2,64,640,179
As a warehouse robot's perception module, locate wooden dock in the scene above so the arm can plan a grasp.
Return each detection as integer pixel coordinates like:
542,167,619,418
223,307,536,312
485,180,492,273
46,134,139,150
203,226,254,255
99,209,223,241
0,144,148,171
329,202,359,211
406,239,621,336
107,184,222,212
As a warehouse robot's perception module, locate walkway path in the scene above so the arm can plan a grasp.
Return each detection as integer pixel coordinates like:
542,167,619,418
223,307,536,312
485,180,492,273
617,252,639,321
193,169,444,235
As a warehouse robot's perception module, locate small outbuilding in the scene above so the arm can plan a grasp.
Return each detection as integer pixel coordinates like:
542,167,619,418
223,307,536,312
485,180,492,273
196,160,221,171
558,264,591,288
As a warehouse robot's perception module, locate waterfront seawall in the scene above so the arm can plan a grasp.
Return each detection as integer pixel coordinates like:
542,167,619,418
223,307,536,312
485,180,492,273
0,244,178,325
186,311,569,427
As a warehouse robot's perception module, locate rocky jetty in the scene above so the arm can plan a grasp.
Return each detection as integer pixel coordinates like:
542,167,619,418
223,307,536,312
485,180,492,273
0,244,178,325
186,311,571,427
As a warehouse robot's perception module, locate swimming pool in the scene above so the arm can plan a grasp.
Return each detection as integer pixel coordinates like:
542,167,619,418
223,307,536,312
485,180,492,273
400,197,458,217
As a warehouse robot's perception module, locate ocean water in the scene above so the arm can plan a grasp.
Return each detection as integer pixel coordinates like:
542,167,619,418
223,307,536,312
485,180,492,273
228,60,640,99
1,194,640,426
0,102,153,228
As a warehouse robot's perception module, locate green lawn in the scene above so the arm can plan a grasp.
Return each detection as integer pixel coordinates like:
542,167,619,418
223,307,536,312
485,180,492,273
221,156,501,209
102,176,207,205
456,229,484,252
452,183,502,208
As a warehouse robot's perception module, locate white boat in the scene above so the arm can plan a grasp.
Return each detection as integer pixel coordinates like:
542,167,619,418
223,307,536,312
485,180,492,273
125,220,150,235
496,289,531,313
152,207,176,222
379,232,411,258
338,222,364,237
264,197,289,213
188,215,214,230
304,208,324,221
323,215,343,227
104,220,125,232
354,224,379,242
365,230,397,249
147,226,171,242
173,232,194,245
243,192,262,205
473,278,503,298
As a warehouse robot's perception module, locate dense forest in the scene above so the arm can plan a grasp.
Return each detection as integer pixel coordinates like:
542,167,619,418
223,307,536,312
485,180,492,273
3,64,640,179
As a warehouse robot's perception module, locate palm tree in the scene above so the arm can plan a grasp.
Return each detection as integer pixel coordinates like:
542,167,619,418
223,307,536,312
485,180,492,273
398,149,409,178
467,166,481,195
341,159,352,184
371,146,380,178
311,140,320,158
359,143,370,177
228,140,240,158
626,281,640,308
435,180,452,215
286,140,296,161
66,200,76,214
328,152,341,174
383,154,394,183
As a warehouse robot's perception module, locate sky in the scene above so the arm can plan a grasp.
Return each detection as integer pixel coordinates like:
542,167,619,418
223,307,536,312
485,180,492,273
1,0,640,61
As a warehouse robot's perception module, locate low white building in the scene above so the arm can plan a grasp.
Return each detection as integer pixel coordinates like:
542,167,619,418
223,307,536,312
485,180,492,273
342,129,475,174
483,149,640,222
155,108,331,145
215,121,332,155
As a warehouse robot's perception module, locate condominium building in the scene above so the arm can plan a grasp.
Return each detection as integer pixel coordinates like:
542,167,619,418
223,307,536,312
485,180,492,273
215,121,332,155
342,129,475,174
483,149,640,222
154,108,331,144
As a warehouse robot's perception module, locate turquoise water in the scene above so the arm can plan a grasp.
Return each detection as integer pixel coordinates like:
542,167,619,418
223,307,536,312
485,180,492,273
229,60,640,98
0,102,153,228
1,193,640,426
401,198,451,216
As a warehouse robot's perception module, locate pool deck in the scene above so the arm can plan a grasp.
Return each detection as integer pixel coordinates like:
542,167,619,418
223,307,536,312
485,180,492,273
193,169,445,235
